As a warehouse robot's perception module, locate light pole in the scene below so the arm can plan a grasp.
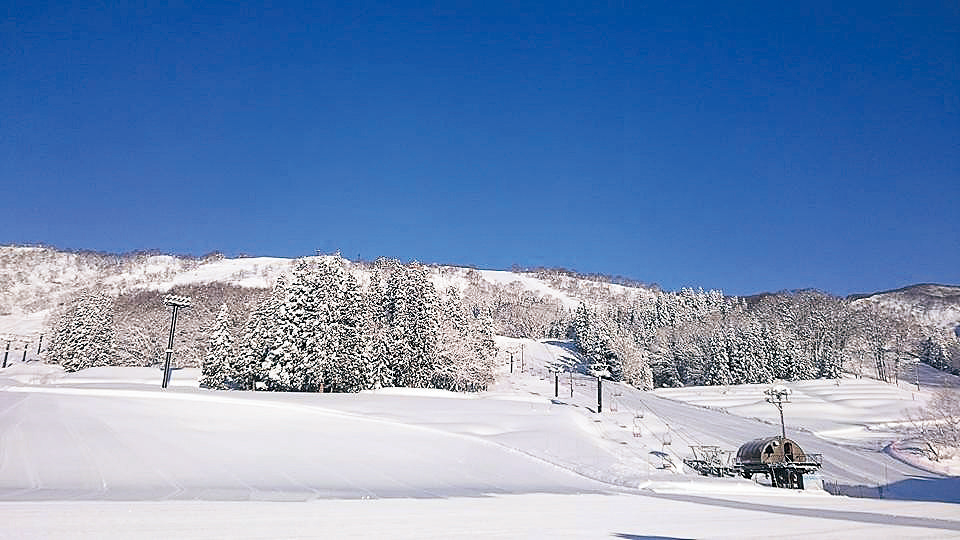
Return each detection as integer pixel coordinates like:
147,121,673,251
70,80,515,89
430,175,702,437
161,294,192,389
764,384,792,441
597,375,602,413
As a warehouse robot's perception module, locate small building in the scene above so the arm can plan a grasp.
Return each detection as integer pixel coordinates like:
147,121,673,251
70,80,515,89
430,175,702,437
736,436,821,489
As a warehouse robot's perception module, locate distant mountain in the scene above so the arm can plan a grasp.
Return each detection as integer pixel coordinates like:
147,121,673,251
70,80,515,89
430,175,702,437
847,283,960,302
849,283,960,333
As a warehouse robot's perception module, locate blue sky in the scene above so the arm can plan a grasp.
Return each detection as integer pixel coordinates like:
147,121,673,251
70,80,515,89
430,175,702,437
2,1,957,295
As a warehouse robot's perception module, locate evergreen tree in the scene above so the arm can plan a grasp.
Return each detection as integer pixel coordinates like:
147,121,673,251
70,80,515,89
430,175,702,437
365,264,395,388
765,325,789,380
704,330,731,385
570,304,624,380
382,263,440,388
322,265,371,393
744,324,772,383
251,275,291,390
817,343,843,380
232,290,274,390
782,333,812,381
47,290,115,372
200,304,234,389
725,329,749,384
919,335,950,371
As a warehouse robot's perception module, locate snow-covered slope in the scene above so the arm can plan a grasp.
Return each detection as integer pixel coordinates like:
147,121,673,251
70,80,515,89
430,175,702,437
851,283,960,333
654,377,930,445
2,348,960,538
0,246,655,339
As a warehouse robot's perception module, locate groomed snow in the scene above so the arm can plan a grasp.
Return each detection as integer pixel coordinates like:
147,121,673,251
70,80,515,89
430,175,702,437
1,340,959,538
5,492,960,539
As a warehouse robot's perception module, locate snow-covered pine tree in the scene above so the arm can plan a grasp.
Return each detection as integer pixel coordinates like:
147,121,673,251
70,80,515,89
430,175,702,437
919,334,950,371
650,330,683,387
264,259,341,393
200,304,234,389
704,329,731,385
570,304,624,380
254,275,296,391
321,260,371,393
383,263,414,385
402,263,441,387
725,329,750,384
764,325,789,380
781,332,813,381
817,342,844,380
47,290,115,372
231,290,275,390
365,263,395,389
743,323,772,384
547,312,570,339
378,262,441,388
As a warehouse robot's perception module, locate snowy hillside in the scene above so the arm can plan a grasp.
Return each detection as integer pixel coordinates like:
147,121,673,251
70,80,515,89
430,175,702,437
851,283,960,333
0,245,653,340
2,340,960,538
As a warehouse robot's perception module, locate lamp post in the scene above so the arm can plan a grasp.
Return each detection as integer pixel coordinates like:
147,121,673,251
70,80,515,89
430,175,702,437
764,384,792,441
161,294,192,389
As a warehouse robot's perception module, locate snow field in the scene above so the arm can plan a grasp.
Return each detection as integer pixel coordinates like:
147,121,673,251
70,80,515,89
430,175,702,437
5,491,960,539
492,339,960,502
654,376,932,445
0,369,615,501
1,338,959,537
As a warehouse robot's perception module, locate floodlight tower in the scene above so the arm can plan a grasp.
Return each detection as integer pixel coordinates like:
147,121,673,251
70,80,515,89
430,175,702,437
764,384,792,441
161,294,192,389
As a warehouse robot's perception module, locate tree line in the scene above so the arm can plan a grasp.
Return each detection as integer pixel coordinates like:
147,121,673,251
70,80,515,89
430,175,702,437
48,257,498,393
552,287,959,389
45,257,959,392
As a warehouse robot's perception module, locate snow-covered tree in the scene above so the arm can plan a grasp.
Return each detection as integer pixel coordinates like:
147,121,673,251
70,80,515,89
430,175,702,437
610,333,653,390
365,261,395,388
237,276,286,390
200,304,234,389
434,287,497,391
703,330,731,385
47,290,115,372
320,264,371,393
570,304,622,380
381,263,440,388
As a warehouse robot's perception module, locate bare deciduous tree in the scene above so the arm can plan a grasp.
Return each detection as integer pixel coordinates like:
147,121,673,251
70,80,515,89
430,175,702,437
901,389,960,461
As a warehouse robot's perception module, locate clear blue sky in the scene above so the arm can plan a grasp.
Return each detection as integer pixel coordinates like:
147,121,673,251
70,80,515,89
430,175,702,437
2,1,957,296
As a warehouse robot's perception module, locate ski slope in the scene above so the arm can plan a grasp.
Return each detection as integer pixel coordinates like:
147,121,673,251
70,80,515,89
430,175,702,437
0,371,609,501
499,338,959,502
1,342,959,538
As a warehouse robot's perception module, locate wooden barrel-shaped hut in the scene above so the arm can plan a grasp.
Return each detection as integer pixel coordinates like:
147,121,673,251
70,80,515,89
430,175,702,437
736,436,815,489
736,436,806,467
